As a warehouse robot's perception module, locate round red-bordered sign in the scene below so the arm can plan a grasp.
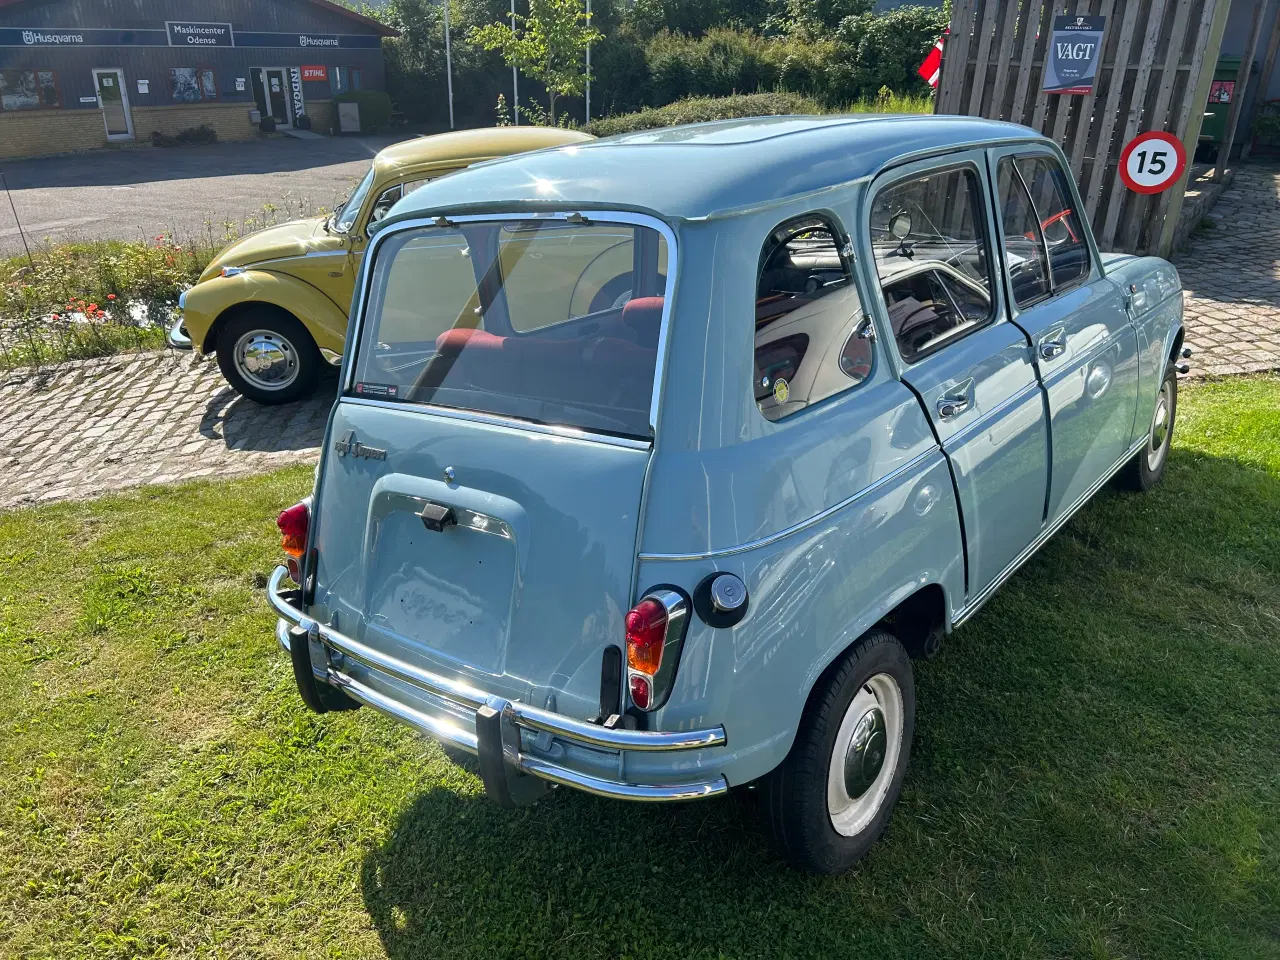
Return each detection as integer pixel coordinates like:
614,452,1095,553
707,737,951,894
1118,132,1187,195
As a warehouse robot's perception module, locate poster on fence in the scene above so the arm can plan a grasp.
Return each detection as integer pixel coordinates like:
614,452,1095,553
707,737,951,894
1043,16,1106,95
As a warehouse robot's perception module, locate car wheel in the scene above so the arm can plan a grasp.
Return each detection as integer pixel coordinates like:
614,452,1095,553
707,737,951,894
1121,362,1176,492
762,629,915,874
215,308,320,405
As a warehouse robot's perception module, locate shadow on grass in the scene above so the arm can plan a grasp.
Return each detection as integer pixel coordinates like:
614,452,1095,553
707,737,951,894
356,449,1280,959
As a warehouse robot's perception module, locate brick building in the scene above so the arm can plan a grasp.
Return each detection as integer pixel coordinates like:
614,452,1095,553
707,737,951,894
0,0,395,159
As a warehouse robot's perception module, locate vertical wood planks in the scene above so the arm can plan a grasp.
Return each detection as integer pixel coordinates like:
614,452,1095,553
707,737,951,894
1241,1,1280,160
939,0,1233,252
1213,0,1266,180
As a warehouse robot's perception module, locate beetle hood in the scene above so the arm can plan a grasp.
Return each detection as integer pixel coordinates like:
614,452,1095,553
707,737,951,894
199,216,334,281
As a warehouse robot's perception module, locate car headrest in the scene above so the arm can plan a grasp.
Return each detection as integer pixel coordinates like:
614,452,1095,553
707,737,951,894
622,297,665,325
436,328,504,354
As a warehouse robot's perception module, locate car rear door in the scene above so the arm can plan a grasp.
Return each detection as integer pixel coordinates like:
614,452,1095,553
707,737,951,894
307,213,673,720
987,146,1140,523
866,153,1050,604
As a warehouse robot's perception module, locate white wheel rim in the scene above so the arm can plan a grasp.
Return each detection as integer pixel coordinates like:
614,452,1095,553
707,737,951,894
1147,380,1172,472
234,328,299,391
827,672,904,837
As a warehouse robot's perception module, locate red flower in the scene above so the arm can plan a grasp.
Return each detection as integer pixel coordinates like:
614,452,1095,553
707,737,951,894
88,303,98,311
107,294,117,301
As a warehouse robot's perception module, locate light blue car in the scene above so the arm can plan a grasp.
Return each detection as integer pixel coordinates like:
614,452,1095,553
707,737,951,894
268,116,1186,873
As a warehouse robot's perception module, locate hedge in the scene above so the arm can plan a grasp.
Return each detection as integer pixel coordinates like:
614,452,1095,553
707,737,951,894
585,92,823,137
334,90,394,134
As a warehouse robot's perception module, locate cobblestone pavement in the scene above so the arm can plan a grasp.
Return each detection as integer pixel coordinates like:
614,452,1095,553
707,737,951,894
1175,162,1280,377
0,351,332,511
2,164,1279,511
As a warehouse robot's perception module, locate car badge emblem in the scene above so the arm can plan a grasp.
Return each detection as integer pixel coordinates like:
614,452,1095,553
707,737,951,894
333,430,386,461
773,378,790,404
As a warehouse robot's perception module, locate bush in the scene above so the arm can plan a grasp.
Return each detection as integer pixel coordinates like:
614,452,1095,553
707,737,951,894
831,6,949,101
149,124,218,148
585,91,822,136
334,90,395,134
259,116,277,133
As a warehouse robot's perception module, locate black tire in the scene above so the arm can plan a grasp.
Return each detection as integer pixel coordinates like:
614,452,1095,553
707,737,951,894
762,629,915,874
215,307,321,405
1120,362,1177,492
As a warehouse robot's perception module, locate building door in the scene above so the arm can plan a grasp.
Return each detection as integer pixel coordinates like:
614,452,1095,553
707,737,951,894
251,68,292,127
92,68,133,140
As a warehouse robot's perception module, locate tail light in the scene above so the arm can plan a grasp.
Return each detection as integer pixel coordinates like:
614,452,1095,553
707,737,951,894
625,589,689,712
277,498,311,561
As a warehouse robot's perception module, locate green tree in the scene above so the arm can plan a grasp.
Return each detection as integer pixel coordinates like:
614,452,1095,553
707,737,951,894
470,0,602,124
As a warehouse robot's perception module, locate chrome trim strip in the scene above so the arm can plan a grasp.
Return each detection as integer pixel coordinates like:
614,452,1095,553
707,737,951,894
341,209,677,442
951,435,1146,628
638,446,942,562
339,396,653,451
268,566,726,754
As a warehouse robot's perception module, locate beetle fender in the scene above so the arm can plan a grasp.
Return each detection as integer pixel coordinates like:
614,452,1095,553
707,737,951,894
182,270,350,355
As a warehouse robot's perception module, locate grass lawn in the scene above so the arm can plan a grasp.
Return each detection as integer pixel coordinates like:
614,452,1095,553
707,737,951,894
1,376,1277,959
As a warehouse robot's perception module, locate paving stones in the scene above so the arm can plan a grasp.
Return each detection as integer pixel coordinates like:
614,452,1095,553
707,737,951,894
1175,163,1280,378
0,351,330,511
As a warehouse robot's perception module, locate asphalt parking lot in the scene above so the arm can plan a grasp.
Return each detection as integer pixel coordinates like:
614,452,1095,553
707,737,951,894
0,133,407,255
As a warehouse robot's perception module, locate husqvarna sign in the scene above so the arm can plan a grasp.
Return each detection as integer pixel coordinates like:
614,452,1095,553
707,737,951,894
1043,16,1106,95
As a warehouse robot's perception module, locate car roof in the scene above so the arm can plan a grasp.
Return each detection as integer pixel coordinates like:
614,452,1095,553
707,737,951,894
372,127,596,177
388,114,1042,223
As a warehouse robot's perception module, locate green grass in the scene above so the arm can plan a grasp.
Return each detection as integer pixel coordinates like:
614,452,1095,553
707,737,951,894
2,376,1278,959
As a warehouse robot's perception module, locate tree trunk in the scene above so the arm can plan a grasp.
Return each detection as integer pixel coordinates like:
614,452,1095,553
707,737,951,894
548,91,557,125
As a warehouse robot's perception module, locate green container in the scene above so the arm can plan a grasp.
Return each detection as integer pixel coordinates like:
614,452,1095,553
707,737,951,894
1200,55,1243,145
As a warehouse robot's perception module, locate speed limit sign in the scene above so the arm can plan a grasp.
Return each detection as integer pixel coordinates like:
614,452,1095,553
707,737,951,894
1118,131,1187,194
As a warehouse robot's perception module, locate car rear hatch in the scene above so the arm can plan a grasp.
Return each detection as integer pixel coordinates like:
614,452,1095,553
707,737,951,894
308,213,672,721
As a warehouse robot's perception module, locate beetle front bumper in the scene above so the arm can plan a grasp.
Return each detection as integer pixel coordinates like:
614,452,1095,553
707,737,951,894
267,566,729,804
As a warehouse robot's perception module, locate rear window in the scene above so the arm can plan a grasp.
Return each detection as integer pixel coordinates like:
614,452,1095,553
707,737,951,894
351,218,670,439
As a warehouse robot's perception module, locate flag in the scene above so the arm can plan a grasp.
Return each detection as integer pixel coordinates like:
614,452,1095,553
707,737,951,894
918,33,946,89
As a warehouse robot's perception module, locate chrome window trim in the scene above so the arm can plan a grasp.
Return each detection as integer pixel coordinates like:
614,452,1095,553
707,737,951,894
344,210,679,441
638,446,942,562
340,396,653,451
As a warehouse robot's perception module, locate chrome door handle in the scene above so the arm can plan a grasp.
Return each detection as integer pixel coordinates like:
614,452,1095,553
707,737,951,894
1039,338,1066,360
937,396,971,419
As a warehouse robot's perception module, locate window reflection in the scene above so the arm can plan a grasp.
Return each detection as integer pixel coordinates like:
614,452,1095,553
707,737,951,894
755,216,870,421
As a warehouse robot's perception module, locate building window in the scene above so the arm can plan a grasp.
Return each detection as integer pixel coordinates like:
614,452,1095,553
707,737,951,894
0,70,60,111
330,67,363,95
170,67,217,103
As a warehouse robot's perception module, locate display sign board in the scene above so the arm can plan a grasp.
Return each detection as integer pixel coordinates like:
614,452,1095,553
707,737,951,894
166,21,233,47
1118,132,1187,194
1043,16,1106,94
1,27,380,48
289,67,305,122
301,65,329,82
1208,80,1235,104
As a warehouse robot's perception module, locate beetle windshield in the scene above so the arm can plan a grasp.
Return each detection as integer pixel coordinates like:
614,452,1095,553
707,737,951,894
333,166,375,233
350,218,670,439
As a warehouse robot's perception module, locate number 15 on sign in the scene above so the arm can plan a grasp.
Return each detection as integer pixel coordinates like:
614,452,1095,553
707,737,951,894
1119,131,1187,194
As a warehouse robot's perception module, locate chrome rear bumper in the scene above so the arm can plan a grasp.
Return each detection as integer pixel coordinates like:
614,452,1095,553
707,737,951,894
267,566,728,803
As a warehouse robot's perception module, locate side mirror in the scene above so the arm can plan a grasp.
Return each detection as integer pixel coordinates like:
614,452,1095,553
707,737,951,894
888,211,913,240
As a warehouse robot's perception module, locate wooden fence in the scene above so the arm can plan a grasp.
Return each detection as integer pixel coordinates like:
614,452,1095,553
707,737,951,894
936,0,1234,255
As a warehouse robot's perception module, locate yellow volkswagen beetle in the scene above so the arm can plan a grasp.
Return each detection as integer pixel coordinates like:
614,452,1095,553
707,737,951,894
170,126,594,403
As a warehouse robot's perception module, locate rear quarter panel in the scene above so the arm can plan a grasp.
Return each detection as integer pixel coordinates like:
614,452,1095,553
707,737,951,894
1102,255,1183,415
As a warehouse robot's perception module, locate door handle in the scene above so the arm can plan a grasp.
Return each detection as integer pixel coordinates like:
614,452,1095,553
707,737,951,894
937,396,971,419
1039,338,1066,360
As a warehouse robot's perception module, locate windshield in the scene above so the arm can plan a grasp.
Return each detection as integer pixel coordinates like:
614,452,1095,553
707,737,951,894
334,166,376,233
351,218,670,439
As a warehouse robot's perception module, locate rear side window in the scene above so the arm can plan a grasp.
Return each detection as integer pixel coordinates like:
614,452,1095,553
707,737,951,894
870,166,996,363
754,215,870,421
351,218,669,440
996,160,1052,306
1008,156,1091,293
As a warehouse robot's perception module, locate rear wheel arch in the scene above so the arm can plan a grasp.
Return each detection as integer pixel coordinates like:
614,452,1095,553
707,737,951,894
875,583,948,659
